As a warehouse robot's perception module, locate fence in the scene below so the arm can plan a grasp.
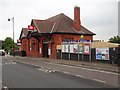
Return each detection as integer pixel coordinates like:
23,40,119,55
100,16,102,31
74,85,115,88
57,41,120,65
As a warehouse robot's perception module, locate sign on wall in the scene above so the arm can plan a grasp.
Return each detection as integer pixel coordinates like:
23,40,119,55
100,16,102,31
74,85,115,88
28,25,34,30
84,44,90,54
48,48,51,55
39,48,41,54
96,48,109,60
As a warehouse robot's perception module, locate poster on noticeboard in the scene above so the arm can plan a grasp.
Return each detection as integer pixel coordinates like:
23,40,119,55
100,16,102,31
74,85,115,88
62,44,69,53
96,48,109,60
84,44,90,54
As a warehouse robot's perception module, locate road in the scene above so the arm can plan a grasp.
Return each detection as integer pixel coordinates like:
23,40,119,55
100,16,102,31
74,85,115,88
5,55,119,87
1,57,116,88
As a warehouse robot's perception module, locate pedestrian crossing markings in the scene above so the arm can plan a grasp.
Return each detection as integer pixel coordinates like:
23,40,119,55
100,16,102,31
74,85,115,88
0,62,17,65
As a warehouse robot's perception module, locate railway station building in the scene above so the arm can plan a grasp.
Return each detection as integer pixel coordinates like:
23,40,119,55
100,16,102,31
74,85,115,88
19,6,95,59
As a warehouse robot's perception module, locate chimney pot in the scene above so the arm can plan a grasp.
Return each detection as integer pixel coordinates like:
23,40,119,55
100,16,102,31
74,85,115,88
74,6,81,31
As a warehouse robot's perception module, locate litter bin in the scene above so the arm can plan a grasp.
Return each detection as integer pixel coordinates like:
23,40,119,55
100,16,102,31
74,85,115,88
21,50,26,57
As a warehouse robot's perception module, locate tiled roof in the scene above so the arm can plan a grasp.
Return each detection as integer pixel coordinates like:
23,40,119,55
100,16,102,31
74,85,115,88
20,13,95,39
32,19,54,33
19,28,28,39
32,13,95,35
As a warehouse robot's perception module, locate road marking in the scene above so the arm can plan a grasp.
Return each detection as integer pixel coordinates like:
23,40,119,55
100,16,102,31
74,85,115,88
38,68,50,73
46,67,51,70
12,62,16,64
81,67,119,75
45,62,119,75
4,62,17,65
63,72,71,74
37,67,56,73
93,79,106,83
3,86,8,88
3,86,8,90
50,70,55,73
75,75,85,78
44,70,49,73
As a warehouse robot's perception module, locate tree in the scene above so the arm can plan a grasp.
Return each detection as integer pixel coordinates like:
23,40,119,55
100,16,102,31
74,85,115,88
2,37,13,53
108,35,120,44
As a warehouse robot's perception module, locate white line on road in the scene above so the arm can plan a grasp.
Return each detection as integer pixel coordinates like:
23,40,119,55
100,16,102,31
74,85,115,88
75,75,85,78
93,79,106,83
3,86,8,88
45,62,119,75
3,86,8,90
5,63,8,65
12,62,16,64
81,67,119,75
63,72,71,74
52,70,56,72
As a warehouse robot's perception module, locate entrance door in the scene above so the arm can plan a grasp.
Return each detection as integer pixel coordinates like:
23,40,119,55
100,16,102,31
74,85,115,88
42,43,49,58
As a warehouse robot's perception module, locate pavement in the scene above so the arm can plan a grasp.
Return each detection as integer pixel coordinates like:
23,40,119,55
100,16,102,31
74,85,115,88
5,55,119,74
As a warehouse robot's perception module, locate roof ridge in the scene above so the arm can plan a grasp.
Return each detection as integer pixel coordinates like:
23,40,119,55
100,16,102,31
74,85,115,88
46,13,64,21
52,16,62,32
81,25,96,35
33,20,41,33
50,22,56,33
46,13,72,21
32,19,43,21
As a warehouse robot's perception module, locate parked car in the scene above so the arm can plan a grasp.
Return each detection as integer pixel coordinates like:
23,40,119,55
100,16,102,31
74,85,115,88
2,51,5,56
0,50,5,56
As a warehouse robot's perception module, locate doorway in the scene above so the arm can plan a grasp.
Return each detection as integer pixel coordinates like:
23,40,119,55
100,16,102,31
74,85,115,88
42,43,49,58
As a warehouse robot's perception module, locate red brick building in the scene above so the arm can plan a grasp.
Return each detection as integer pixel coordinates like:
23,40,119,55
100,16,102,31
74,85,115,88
19,6,95,59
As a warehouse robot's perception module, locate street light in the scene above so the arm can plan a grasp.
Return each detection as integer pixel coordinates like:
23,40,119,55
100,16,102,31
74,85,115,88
8,17,15,56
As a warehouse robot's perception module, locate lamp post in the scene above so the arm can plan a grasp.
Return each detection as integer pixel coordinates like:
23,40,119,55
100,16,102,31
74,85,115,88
8,17,15,56
80,35,84,65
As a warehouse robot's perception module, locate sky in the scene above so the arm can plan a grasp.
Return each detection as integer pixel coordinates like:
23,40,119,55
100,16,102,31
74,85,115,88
0,0,119,42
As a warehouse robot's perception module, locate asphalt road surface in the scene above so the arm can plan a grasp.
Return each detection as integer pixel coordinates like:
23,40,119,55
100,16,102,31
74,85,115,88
2,57,116,88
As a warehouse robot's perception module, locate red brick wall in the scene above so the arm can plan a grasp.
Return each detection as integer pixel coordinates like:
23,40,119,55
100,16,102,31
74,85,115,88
49,34,93,59
29,37,39,57
21,38,30,56
61,34,93,41
21,34,93,59
49,34,62,59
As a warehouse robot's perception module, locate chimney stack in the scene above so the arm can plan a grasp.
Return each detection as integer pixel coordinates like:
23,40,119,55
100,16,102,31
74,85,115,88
74,6,81,31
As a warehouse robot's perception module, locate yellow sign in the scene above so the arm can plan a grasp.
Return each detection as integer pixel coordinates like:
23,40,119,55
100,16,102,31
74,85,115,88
80,35,84,39
79,44,83,46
